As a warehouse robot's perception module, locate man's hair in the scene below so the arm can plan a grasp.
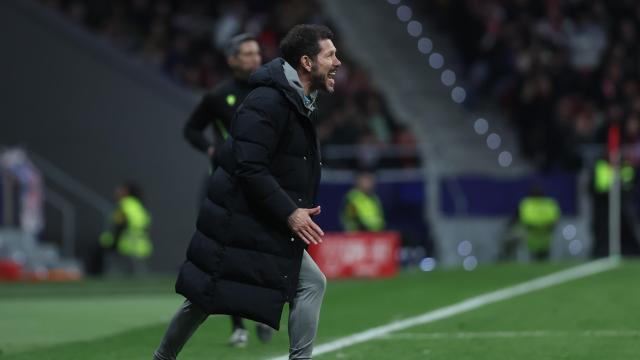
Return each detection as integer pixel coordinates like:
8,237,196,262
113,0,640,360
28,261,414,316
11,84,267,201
224,33,257,58
280,24,334,69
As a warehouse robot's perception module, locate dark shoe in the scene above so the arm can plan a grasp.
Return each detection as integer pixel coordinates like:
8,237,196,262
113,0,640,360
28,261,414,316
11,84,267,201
256,323,273,343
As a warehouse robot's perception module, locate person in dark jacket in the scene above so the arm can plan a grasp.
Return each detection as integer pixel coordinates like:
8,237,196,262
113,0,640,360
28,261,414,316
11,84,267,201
153,24,341,360
183,33,261,168
183,33,272,348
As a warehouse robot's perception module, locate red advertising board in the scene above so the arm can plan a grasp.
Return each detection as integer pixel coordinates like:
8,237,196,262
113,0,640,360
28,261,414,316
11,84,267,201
308,231,400,279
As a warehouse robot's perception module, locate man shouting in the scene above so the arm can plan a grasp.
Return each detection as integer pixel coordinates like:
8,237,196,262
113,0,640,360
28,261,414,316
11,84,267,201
153,23,341,360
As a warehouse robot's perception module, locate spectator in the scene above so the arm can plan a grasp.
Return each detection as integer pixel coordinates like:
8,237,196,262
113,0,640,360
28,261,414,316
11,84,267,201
46,0,415,169
414,0,640,171
517,185,561,261
99,182,152,276
341,171,386,232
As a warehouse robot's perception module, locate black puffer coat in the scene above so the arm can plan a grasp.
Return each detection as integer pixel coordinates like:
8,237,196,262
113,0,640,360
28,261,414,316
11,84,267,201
175,58,322,330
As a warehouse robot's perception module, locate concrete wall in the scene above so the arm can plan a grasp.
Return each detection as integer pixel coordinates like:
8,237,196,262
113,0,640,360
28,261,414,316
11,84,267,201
0,0,207,272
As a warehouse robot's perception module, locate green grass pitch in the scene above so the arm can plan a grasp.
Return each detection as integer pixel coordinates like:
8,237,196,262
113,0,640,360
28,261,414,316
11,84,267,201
1,260,638,359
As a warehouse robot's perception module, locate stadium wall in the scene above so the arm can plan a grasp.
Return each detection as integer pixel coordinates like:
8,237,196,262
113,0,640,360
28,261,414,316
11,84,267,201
0,0,203,272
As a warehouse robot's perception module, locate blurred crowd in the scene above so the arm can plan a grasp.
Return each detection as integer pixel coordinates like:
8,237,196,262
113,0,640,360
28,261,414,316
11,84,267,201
415,0,640,170
41,0,419,169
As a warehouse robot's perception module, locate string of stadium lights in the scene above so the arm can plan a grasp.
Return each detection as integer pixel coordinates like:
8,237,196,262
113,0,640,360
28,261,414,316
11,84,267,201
386,0,584,270
390,0,512,168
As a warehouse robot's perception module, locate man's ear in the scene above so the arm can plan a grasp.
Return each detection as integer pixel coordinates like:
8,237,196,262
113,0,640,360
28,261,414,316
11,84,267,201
301,55,313,72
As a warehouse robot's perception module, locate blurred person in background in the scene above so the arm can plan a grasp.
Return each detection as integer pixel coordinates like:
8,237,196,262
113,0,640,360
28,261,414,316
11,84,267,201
48,1,409,172
182,32,272,347
516,185,561,261
590,153,639,258
341,171,385,232
99,182,152,276
0,148,44,237
413,0,639,172
184,33,261,171
153,24,340,360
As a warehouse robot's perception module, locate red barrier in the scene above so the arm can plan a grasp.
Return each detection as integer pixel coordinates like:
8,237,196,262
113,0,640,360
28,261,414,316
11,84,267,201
308,231,400,279
0,260,22,281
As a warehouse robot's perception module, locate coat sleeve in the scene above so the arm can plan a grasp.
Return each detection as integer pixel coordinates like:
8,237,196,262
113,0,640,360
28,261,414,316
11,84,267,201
183,94,216,153
231,90,298,225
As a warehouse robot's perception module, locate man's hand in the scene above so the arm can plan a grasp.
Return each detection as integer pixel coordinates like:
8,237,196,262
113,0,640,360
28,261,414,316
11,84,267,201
287,207,324,245
207,146,215,157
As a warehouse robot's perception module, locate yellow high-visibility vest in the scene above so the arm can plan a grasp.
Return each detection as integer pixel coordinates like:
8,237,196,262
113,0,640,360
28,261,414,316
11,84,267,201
99,196,152,258
594,159,635,193
341,189,385,232
519,196,561,253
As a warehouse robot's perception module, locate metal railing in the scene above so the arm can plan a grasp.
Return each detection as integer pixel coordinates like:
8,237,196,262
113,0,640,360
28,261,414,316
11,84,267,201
322,143,423,169
25,152,112,258
43,186,76,257
28,152,112,218
1,171,15,226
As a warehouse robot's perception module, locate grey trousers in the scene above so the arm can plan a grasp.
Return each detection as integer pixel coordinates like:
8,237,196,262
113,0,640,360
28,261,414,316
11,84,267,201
153,251,326,360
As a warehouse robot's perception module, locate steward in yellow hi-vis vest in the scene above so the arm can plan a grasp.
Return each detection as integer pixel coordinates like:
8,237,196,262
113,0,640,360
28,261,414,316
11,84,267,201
341,171,386,232
593,159,635,193
517,186,561,260
591,157,640,257
100,182,151,275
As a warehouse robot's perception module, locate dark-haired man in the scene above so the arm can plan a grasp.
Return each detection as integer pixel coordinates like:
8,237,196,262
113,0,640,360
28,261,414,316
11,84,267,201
184,33,260,168
153,24,341,360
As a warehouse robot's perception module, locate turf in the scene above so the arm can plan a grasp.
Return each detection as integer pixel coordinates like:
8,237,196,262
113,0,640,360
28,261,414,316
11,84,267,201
0,261,637,359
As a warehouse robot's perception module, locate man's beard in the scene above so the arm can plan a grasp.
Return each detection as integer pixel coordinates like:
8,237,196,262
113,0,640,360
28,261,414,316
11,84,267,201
234,66,254,81
310,64,332,93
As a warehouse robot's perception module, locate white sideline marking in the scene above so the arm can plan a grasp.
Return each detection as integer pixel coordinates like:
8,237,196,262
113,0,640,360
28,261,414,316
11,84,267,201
380,330,640,340
265,258,618,360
